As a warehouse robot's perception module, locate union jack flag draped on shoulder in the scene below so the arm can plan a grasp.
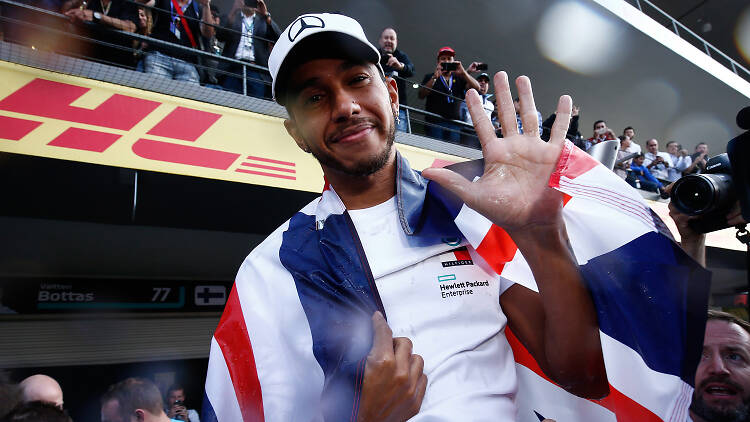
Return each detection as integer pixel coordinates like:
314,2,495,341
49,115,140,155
202,141,710,422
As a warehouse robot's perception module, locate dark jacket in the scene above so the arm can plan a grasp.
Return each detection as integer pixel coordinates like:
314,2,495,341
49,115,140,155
382,49,415,106
216,10,281,79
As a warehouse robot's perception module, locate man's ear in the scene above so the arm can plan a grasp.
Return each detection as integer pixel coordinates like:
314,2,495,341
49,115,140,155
386,76,399,117
283,118,309,153
133,409,146,422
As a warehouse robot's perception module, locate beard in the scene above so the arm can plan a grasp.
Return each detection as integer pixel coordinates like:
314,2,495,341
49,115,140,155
310,111,396,178
691,383,750,422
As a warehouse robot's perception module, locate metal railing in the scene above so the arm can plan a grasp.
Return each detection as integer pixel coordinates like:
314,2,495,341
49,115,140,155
0,0,486,148
629,0,750,82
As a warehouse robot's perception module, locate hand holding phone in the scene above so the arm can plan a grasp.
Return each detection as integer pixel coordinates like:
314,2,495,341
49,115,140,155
441,62,459,72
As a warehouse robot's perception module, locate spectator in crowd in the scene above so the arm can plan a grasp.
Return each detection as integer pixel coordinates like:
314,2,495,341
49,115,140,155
510,97,542,135
419,46,480,143
196,4,222,87
0,370,21,420
622,126,642,153
665,141,691,182
585,120,617,150
61,0,138,67
643,138,673,181
685,142,710,175
459,72,493,148
541,104,580,143
1,401,72,422
140,0,218,84
133,6,154,65
613,135,635,179
19,374,63,409
101,378,172,422
689,310,750,422
378,27,415,132
215,0,280,98
164,384,199,422
628,153,664,193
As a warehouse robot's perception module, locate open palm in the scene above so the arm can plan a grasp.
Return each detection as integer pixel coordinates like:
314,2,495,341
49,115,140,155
422,72,573,234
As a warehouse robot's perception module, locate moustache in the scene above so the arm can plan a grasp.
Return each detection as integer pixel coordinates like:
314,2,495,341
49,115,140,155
326,117,383,144
698,374,745,394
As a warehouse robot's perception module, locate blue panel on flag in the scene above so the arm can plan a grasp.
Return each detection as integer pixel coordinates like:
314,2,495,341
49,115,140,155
279,211,383,421
580,231,711,385
200,392,218,422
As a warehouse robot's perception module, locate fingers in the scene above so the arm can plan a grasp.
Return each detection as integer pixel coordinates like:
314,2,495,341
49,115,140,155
465,89,495,149
493,71,518,137
408,353,424,384
548,95,573,147
393,337,413,368
421,167,475,207
515,75,540,137
368,311,393,359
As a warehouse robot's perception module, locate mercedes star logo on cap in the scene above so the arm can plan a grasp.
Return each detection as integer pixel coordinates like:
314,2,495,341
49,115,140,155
288,15,325,42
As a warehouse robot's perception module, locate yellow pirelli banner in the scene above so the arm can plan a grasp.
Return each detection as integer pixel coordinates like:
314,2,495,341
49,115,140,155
0,61,465,193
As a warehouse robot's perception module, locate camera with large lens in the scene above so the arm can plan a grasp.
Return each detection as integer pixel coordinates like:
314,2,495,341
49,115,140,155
671,154,735,233
670,106,750,233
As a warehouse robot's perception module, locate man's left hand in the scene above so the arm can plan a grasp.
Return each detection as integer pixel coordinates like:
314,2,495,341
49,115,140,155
256,0,268,16
422,72,570,236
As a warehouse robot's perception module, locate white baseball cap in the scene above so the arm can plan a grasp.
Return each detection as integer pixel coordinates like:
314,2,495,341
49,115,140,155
268,13,383,106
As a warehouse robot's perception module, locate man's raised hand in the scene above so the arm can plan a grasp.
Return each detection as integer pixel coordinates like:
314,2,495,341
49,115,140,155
357,312,427,422
422,71,572,236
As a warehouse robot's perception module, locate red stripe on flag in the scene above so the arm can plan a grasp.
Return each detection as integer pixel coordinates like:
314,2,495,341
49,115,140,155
549,141,598,187
214,285,265,422
474,225,517,274
453,248,472,261
506,329,663,422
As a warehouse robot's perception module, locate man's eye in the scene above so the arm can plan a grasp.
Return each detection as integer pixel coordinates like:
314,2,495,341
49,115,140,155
728,353,745,362
305,94,323,105
352,75,370,84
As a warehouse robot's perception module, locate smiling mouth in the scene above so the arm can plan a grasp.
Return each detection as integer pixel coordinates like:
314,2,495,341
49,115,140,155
330,124,375,144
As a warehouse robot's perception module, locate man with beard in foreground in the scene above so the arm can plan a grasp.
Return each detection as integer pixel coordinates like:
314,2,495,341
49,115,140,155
690,311,750,422
203,12,709,422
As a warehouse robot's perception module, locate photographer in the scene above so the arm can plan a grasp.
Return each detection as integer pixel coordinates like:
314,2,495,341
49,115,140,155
165,384,199,422
586,120,617,151
418,46,480,142
644,138,673,181
215,0,280,98
684,142,710,176
378,27,414,132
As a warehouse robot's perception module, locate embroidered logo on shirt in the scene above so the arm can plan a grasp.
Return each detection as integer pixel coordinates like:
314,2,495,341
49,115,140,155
440,246,473,267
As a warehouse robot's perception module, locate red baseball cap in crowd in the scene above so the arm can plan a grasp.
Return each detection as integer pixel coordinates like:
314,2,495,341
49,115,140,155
437,46,455,57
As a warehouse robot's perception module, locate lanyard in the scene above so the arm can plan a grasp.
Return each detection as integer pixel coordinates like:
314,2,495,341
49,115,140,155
242,15,254,47
169,0,197,48
99,0,110,15
439,75,453,103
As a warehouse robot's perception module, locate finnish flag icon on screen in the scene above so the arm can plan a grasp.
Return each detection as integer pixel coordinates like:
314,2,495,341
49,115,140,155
194,286,227,306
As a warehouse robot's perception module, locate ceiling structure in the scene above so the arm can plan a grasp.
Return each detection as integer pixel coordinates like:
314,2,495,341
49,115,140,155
648,0,750,69
253,0,750,155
